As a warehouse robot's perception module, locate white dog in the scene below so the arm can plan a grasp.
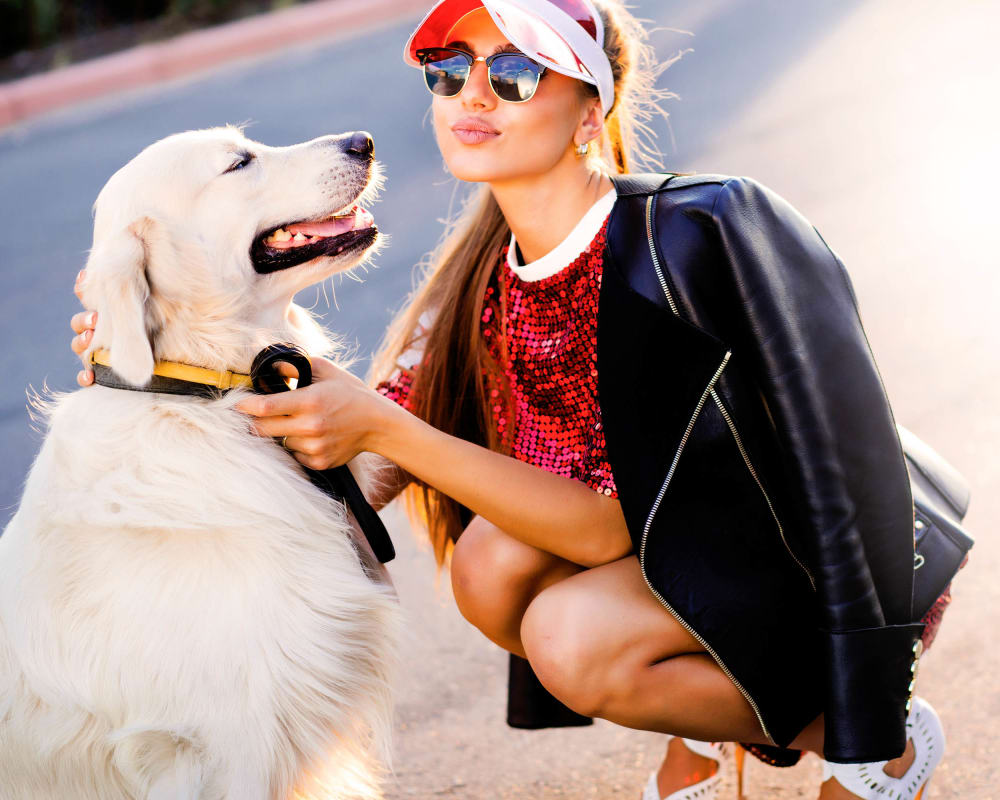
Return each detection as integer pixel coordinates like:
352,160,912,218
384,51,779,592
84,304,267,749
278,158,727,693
0,127,401,800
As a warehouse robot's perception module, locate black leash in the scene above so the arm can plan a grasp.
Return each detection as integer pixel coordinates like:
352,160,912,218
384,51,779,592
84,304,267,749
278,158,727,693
250,344,395,563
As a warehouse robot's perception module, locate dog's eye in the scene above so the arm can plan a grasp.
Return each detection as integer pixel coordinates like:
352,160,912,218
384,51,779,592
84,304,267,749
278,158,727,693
224,152,255,174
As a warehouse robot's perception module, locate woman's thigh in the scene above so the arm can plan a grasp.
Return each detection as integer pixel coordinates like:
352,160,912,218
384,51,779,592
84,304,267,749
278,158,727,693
450,515,584,656
518,554,710,716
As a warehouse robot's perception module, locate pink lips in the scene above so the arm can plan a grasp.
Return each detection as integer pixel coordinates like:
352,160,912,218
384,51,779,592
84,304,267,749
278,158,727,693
451,116,500,145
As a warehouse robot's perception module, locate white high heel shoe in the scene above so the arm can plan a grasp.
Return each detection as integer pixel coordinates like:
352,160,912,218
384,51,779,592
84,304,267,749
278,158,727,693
820,696,945,800
642,737,731,800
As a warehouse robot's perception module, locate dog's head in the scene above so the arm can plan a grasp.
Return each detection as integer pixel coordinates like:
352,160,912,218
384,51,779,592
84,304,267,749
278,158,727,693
80,126,382,386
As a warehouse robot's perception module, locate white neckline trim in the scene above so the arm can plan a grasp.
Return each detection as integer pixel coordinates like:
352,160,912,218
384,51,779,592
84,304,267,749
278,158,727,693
507,187,617,282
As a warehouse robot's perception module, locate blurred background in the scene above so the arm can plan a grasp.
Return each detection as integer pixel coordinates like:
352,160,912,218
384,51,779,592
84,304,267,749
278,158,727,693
1,0,305,80
0,0,997,796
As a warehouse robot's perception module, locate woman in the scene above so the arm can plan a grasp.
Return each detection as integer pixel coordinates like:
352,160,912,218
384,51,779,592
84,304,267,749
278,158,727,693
70,1,951,797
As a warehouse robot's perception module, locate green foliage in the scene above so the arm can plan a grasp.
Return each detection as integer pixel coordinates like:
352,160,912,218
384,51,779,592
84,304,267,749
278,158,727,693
166,0,261,25
31,0,62,43
0,0,61,53
0,0,290,65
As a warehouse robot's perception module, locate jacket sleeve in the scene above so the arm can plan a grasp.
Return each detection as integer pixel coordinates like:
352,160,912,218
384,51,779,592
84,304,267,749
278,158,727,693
709,177,924,762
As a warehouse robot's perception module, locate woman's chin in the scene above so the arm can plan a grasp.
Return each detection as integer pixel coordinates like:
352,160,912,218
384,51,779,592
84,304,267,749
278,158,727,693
440,154,494,182
445,157,533,185
440,140,565,185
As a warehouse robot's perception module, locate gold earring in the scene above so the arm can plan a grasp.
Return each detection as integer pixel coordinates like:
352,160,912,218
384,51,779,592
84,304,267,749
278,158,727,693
575,141,590,157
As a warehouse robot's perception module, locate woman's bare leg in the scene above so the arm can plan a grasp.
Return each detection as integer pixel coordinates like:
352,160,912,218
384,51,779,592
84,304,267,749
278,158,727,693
450,518,915,799
517,553,767,741
450,520,722,796
452,516,755,739
450,514,584,657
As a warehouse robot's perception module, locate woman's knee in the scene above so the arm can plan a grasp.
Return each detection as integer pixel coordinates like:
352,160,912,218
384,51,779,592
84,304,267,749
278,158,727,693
519,583,613,718
450,517,560,635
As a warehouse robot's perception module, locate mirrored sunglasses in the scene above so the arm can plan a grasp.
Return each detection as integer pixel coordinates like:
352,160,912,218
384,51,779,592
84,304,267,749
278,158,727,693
416,47,548,103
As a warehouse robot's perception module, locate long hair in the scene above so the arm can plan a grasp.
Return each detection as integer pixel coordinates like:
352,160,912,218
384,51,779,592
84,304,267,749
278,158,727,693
370,0,678,569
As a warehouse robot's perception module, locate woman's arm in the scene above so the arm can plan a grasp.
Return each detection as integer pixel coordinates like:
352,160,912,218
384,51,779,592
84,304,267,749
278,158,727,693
372,399,630,567
236,358,631,568
70,269,629,566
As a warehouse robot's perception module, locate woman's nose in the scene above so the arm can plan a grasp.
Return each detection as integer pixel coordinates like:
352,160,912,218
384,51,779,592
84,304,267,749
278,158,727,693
461,59,496,110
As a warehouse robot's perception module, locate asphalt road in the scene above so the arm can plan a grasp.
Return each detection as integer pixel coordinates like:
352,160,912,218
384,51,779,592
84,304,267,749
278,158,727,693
1,0,998,797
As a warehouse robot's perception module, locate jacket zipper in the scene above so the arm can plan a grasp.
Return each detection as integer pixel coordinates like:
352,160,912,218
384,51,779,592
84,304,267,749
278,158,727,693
645,195,680,316
709,389,817,591
638,350,777,746
643,194,777,744
645,193,817,589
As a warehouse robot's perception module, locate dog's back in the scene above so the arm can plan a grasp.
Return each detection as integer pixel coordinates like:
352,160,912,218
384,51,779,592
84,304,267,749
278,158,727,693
0,385,400,799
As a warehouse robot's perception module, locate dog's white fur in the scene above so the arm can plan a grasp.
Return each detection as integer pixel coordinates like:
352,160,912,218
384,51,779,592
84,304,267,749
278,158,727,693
0,127,401,799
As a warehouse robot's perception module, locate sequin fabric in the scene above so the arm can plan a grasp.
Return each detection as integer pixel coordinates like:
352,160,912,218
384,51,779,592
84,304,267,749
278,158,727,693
918,551,969,650
376,219,617,499
376,368,415,413
919,584,951,650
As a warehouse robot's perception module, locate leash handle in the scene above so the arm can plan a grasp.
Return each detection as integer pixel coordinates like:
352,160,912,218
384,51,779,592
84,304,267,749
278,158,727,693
250,344,395,563
250,344,313,394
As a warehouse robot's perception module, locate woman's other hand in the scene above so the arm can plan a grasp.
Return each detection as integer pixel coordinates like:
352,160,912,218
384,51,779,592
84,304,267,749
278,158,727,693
71,269,97,387
235,357,397,471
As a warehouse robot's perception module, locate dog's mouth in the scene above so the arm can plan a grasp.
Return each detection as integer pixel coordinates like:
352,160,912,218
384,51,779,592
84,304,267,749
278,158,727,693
251,205,378,275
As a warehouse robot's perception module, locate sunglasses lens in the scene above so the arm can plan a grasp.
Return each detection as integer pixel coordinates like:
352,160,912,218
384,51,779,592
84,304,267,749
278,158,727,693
420,49,470,97
489,54,543,102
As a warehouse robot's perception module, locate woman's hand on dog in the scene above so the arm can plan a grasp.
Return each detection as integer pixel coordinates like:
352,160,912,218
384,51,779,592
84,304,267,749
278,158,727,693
71,269,96,387
236,358,399,470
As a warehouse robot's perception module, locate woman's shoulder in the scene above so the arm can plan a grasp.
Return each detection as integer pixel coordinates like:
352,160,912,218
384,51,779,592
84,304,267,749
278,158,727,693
610,171,822,259
612,171,799,218
604,170,846,322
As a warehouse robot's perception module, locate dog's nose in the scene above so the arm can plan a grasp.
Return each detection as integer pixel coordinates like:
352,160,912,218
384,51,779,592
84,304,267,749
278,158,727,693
345,131,374,160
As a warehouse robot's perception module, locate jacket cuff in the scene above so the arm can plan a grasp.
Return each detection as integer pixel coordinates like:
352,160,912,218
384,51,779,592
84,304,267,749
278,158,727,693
823,623,926,763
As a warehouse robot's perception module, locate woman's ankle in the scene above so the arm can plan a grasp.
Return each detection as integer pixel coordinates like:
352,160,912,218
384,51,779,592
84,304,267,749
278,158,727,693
881,736,916,779
817,737,918,800
654,738,719,797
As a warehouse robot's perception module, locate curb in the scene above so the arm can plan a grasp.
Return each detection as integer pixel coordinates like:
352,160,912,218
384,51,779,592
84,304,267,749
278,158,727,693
0,0,429,129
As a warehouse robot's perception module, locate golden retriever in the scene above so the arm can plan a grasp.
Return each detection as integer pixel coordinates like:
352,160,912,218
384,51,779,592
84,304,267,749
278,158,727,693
0,126,401,800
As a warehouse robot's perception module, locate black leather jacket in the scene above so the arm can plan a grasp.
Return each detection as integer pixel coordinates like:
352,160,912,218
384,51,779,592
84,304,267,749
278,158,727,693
594,173,924,761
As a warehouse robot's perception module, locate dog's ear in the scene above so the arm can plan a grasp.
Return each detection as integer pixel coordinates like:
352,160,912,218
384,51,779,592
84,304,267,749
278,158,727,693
82,217,155,387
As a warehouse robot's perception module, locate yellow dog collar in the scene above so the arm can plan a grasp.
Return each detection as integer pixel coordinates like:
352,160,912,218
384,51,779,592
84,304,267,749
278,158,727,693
89,348,253,391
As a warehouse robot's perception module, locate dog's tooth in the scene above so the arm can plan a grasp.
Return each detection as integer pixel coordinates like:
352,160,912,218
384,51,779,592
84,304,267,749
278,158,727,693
293,233,307,242
272,228,291,242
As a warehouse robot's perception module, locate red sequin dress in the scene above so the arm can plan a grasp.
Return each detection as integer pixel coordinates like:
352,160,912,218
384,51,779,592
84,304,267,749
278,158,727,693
377,205,618,500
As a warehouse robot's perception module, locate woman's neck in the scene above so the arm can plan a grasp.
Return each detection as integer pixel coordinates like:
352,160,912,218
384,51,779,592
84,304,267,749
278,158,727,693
489,157,614,264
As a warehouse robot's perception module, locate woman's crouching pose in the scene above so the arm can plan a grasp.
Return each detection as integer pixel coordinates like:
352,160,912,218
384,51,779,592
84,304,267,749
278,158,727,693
72,1,955,797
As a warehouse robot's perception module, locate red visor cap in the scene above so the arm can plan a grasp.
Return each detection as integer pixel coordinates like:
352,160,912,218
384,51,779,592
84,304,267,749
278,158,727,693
403,0,614,116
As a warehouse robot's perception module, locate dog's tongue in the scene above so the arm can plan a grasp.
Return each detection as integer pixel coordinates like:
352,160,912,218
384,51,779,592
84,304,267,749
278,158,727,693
287,216,356,237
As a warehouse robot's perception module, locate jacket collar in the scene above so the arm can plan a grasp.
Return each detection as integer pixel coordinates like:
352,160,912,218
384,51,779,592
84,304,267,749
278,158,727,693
609,172,674,197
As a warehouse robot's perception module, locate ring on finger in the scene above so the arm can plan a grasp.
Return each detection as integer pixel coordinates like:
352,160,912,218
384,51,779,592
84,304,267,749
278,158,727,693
281,436,290,450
